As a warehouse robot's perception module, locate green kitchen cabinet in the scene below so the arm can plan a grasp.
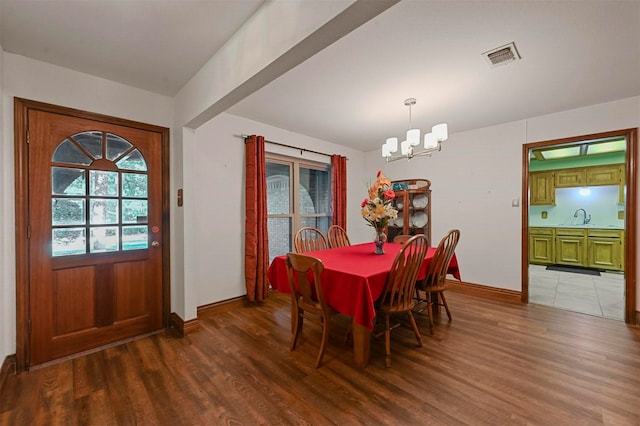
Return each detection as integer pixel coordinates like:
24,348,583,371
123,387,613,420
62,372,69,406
555,228,586,267
587,229,624,271
555,168,586,188
529,227,555,265
586,164,621,186
618,164,626,204
530,171,555,205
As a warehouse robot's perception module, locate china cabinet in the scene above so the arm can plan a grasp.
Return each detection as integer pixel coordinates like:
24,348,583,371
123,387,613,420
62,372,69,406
387,179,431,245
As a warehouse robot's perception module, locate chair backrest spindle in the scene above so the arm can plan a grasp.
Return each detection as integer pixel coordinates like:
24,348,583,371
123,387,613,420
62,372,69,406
327,225,351,248
378,234,429,311
420,229,460,292
294,227,328,253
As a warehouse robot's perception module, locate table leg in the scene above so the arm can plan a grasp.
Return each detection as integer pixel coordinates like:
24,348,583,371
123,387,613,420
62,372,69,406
352,320,370,368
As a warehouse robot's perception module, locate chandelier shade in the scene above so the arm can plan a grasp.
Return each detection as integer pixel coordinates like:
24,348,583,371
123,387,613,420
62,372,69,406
382,98,448,162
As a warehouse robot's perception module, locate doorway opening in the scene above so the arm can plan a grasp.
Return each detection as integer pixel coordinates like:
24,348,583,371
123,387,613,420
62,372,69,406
522,128,637,324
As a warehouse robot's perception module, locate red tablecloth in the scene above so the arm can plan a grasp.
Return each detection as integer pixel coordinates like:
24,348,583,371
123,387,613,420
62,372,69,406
267,242,460,331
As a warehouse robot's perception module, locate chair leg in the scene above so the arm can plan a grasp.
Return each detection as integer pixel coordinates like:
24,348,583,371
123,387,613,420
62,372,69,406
384,313,392,368
344,325,353,343
290,308,302,351
427,293,435,335
315,316,329,368
407,311,423,347
440,292,452,320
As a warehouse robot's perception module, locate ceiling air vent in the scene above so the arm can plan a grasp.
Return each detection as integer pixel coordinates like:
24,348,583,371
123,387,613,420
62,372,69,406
482,42,521,67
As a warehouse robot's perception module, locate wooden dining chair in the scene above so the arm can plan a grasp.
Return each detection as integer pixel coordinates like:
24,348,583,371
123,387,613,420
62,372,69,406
327,225,351,248
415,229,460,335
375,234,429,367
393,234,417,245
285,252,334,368
294,227,328,253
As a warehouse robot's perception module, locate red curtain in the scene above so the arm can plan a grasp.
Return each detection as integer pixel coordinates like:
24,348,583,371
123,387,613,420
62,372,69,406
331,155,348,229
245,135,270,302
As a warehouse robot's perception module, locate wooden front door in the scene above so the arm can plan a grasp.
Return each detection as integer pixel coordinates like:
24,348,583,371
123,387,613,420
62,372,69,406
15,99,169,368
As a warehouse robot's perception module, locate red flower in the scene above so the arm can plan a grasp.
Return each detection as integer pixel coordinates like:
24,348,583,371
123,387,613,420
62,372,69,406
384,190,395,200
376,169,382,178
361,198,369,208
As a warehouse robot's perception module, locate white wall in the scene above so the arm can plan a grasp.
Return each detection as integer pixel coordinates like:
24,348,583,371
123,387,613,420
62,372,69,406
188,112,368,308
0,53,174,361
366,96,640,308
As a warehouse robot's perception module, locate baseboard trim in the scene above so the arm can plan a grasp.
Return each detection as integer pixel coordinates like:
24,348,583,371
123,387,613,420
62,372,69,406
170,295,260,336
1,354,17,394
446,280,522,303
197,295,249,317
170,313,200,337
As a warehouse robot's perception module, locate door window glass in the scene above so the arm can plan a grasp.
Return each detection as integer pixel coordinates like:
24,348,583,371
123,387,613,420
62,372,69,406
52,167,85,195
52,139,92,165
73,131,103,159
89,170,118,196
106,133,133,160
116,149,147,171
52,198,85,226
122,173,148,197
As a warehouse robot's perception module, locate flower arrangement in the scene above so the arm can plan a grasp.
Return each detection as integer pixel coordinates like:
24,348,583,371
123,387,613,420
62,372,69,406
361,170,398,230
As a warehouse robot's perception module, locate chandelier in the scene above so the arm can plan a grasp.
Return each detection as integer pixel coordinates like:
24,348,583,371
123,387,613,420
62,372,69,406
381,98,448,162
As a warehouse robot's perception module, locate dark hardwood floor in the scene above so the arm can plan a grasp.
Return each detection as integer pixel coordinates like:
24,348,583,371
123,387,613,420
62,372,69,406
1,290,639,425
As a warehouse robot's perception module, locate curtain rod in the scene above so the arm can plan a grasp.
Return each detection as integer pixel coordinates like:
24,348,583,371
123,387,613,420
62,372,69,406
238,134,334,158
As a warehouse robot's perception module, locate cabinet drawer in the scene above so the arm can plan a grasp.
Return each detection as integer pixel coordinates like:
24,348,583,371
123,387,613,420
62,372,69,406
587,229,622,238
586,165,620,185
530,227,554,236
555,228,586,237
555,169,585,187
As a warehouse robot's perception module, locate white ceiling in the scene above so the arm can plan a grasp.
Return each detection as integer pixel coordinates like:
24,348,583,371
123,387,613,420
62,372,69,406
0,0,264,96
2,1,639,153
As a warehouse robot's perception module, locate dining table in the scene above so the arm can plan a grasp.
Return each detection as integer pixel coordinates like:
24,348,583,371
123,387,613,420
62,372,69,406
267,241,461,368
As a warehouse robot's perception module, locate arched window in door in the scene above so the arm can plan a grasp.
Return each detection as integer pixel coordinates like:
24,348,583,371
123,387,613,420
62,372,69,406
51,131,149,256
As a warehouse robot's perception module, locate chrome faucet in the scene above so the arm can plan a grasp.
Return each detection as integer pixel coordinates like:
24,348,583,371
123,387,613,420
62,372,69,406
573,208,591,225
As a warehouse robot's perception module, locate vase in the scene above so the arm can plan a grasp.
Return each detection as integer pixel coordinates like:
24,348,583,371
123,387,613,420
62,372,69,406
373,228,387,254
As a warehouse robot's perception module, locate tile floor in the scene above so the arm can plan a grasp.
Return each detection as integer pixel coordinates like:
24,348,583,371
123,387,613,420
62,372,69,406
528,264,625,321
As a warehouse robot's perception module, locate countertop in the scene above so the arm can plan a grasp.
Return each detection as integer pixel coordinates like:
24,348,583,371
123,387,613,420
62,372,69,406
531,224,624,230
